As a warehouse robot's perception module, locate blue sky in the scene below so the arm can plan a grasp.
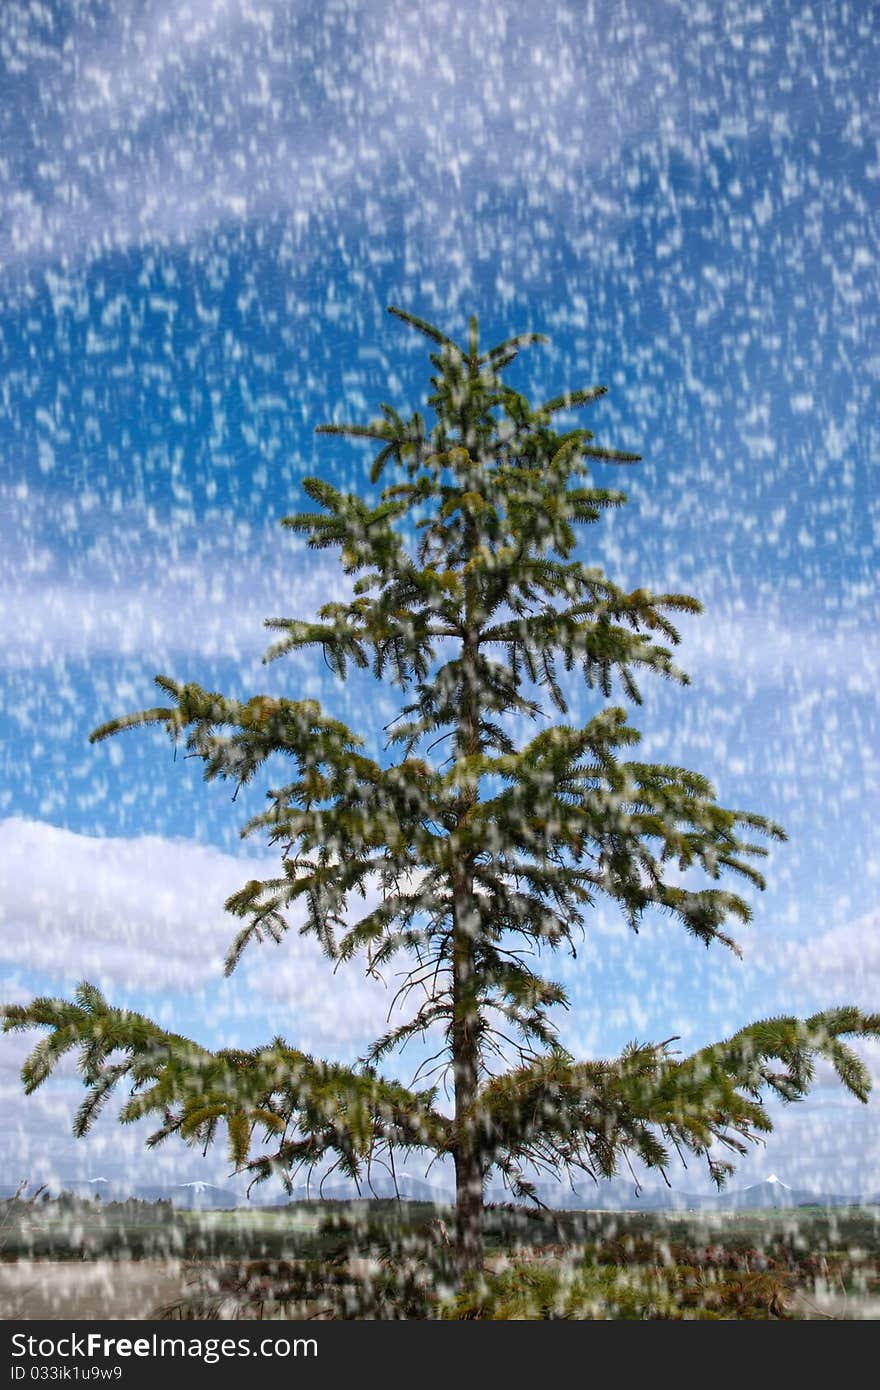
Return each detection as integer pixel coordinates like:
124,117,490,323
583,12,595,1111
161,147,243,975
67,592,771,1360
0,0,878,1197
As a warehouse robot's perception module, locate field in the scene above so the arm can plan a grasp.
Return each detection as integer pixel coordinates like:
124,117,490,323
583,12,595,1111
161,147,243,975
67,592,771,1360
3,1196,880,1319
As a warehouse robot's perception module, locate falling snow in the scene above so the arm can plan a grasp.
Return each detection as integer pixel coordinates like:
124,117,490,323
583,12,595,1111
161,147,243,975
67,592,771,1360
0,0,878,1229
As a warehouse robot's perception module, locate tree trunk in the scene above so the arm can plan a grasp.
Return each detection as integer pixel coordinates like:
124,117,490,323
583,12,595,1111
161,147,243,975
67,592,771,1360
451,587,484,1282
452,904,484,1280
454,1141,484,1280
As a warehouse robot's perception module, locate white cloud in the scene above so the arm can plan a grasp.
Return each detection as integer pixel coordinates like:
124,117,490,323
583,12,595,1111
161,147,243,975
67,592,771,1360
0,817,392,1050
2,819,879,1194
0,815,423,1189
679,609,878,691
0,582,269,668
0,817,256,988
0,0,663,279
708,1092,880,1196
0,488,355,669
772,908,880,1007
0,1022,243,1188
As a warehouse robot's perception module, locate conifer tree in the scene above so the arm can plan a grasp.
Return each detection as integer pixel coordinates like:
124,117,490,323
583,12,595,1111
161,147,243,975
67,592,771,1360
4,307,878,1289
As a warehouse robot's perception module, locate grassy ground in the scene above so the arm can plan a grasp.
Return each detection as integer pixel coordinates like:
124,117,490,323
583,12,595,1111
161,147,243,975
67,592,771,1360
3,1196,880,1319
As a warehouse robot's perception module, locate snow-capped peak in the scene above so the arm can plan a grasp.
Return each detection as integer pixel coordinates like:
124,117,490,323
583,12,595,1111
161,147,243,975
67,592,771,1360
765,1174,790,1188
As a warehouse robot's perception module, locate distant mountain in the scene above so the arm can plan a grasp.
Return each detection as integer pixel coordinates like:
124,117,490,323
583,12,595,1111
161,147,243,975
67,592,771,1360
484,1178,665,1211
285,1174,453,1205
138,1182,241,1210
711,1175,870,1211
5,1179,241,1209
715,1177,810,1210
6,1171,876,1212
488,1173,877,1213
